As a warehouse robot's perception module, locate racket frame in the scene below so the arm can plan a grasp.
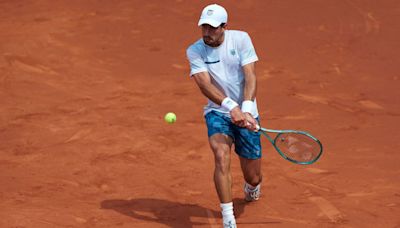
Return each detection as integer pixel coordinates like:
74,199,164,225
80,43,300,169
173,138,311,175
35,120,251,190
259,127,323,165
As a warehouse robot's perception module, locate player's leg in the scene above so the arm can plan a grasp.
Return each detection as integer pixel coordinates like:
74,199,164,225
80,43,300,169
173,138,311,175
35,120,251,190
239,157,262,186
234,125,263,201
239,157,262,201
209,133,234,203
205,111,237,227
209,135,237,227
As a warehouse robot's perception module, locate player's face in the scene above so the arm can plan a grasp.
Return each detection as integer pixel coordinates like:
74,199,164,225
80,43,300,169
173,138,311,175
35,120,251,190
201,24,225,47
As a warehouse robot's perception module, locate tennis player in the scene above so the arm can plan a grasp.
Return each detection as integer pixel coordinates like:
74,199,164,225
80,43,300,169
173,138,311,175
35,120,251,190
186,4,262,228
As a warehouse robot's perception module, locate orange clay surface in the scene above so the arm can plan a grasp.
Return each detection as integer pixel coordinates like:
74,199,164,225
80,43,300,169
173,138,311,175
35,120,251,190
1,1,399,227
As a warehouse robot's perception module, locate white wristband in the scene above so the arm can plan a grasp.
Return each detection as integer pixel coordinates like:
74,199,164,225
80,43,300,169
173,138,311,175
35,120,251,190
241,100,254,114
221,97,239,111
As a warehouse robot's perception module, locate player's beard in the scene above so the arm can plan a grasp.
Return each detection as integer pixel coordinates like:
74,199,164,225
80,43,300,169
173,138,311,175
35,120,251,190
203,32,224,47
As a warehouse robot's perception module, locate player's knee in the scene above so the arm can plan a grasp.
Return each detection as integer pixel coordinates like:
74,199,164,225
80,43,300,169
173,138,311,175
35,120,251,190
214,151,229,174
215,161,229,172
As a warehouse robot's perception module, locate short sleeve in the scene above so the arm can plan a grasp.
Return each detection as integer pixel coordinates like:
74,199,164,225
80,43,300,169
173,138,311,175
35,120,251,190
238,32,258,66
186,46,208,76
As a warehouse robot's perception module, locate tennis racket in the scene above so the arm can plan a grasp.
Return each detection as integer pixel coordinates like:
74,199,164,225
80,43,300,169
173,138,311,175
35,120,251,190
256,125,323,165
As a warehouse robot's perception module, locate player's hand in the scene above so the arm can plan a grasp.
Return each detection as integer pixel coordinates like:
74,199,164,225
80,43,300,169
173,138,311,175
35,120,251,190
230,107,247,127
244,112,258,131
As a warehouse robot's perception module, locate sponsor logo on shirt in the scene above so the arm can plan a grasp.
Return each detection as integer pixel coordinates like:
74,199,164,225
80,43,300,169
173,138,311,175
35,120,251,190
230,49,236,56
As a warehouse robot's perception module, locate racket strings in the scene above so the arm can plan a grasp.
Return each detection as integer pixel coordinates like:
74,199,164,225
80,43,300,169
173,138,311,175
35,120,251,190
274,133,321,163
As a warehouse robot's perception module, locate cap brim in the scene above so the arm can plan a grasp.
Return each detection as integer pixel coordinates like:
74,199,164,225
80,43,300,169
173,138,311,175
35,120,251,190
198,18,221,28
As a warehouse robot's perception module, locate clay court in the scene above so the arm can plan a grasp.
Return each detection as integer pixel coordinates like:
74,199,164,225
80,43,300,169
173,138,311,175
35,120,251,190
1,0,399,227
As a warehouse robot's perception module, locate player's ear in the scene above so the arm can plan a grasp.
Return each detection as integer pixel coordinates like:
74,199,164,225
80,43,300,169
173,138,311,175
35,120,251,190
220,23,227,29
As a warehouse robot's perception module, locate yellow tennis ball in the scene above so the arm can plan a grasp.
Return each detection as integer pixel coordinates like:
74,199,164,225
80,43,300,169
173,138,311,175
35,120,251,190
164,112,176,124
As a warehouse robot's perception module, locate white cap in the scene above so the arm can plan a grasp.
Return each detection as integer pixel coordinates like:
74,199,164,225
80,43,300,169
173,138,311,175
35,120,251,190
198,4,228,28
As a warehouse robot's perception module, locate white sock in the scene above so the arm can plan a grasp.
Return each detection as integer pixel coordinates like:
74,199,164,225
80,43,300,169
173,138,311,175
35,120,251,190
220,202,235,224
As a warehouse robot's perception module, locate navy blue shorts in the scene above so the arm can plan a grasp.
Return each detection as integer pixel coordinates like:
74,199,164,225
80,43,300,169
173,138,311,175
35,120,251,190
205,111,262,159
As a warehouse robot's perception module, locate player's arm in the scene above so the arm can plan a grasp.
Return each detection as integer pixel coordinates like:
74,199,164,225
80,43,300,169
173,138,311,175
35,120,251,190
192,71,225,105
192,72,247,127
241,62,258,131
243,62,257,101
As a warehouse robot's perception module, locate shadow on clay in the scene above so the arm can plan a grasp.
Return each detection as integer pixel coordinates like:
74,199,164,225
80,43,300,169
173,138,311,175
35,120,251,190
100,197,262,227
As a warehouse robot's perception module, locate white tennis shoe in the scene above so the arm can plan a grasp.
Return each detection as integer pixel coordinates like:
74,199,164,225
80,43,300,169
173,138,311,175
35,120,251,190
244,183,260,202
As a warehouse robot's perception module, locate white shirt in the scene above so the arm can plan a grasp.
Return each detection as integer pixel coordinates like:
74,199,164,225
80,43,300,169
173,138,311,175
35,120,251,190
186,30,259,117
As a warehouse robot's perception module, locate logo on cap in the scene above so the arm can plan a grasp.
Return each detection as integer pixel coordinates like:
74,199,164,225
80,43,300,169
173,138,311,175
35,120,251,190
207,9,214,16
